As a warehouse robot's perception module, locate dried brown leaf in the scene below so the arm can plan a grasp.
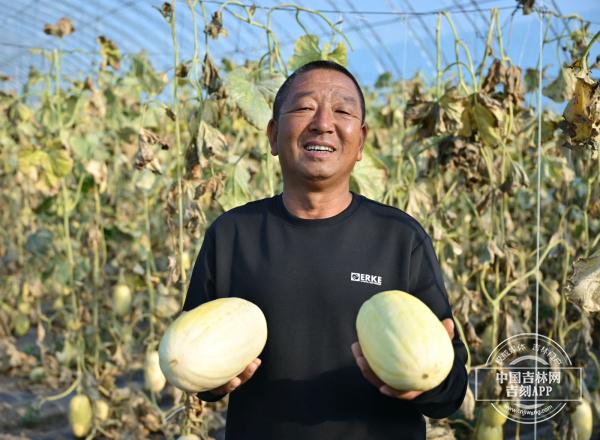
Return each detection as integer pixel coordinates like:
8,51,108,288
505,64,525,106
176,63,189,79
205,11,227,39
85,160,108,192
567,252,600,312
543,67,576,103
43,17,75,38
482,59,506,95
425,418,456,440
135,129,167,175
202,53,222,95
518,0,535,14
156,2,172,21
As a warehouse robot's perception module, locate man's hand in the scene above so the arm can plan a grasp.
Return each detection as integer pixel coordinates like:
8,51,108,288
351,318,455,400
205,357,262,397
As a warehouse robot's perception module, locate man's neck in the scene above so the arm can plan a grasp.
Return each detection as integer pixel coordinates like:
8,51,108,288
281,186,353,220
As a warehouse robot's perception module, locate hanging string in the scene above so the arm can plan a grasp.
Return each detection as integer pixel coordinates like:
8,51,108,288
401,16,408,108
534,0,545,435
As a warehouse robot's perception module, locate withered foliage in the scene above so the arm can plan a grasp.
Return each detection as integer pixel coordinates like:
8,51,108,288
43,17,75,38
1,11,599,440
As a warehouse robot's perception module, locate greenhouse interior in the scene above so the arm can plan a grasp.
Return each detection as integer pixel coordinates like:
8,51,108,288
1,0,600,439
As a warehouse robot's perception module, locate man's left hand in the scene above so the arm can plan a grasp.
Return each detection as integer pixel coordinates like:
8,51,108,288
351,318,455,400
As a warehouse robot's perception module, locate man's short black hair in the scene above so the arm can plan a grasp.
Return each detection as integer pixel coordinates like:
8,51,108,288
272,60,366,123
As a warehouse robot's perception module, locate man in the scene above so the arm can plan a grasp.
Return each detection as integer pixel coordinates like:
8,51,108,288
183,60,468,439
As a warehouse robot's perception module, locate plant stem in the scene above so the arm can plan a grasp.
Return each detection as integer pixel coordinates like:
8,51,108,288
169,0,187,305
442,12,477,94
493,9,508,65
582,30,600,71
436,14,442,98
476,10,496,87
144,194,156,341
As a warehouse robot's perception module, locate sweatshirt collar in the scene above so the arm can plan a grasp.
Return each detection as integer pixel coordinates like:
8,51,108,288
273,191,362,227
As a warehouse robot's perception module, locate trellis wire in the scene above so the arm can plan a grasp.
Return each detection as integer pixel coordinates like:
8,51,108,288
534,1,545,435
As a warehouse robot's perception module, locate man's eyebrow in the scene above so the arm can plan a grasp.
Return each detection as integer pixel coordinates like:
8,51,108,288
286,91,359,105
339,95,359,105
286,91,314,103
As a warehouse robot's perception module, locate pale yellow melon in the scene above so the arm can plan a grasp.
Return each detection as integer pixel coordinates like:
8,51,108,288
159,297,267,392
69,394,93,438
475,423,503,440
571,400,593,440
144,350,167,393
356,290,454,391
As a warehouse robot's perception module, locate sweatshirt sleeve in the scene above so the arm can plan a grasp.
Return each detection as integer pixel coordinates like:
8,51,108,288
181,226,228,403
406,235,468,419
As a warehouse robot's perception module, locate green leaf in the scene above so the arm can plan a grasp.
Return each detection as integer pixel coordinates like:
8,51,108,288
197,120,228,160
135,170,157,192
48,148,73,177
18,143,73,193
224,69,271,129
218,158,251,211
288,35,321,71
131,53,168,95
542,67,575,103
52,260,71,285
255,73,285,101
25,229,54,256
70,135,93,161
472,102,501,147
288,36,348,71
327,41,348,66
19,149,48,172
375,72,393,88
351,146,388,201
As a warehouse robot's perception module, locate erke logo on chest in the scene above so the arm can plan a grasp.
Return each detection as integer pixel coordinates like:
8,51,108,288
350,272,382,286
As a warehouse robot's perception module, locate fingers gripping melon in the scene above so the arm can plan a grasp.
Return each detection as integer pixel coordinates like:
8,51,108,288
159,297,267,393
356,290,455,391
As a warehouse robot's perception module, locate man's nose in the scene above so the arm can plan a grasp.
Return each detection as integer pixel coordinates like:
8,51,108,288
309,106,335,133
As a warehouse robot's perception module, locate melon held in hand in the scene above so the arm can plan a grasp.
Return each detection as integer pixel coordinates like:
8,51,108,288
356,290,454,391
159,297,268,392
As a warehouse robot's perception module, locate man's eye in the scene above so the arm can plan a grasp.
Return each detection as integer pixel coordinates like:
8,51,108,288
336,109,351,115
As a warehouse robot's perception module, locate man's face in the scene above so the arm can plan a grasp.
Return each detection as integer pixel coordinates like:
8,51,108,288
267,69,368,189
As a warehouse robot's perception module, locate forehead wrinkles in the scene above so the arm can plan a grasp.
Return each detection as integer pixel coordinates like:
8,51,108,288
285,72,360,108
289,88,357,105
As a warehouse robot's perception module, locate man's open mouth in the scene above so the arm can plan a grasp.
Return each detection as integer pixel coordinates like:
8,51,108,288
304,144,335,153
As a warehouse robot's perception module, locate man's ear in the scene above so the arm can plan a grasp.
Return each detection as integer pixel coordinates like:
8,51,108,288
267,119,278,156
357,122,368,162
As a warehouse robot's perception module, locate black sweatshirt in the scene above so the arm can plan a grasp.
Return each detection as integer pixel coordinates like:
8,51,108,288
183,192,468,440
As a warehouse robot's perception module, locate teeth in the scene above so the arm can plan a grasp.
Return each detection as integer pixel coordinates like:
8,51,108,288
305,145,334,152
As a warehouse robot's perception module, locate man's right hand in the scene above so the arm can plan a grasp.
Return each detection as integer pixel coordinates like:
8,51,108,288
205,358,262,397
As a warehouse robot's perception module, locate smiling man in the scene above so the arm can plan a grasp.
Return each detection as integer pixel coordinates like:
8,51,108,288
183,60,468,440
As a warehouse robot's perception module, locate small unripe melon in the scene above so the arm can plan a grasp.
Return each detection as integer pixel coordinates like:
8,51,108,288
94,399,110,422
113,284,132,316
571,400,593,440
475,423,503,440
481,403,509,427
145,350,167,393
69,394,93,438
